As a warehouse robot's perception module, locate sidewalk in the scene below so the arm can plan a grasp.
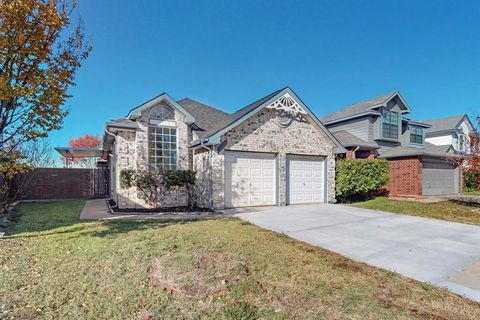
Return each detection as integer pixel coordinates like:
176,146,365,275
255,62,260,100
80,199,222,221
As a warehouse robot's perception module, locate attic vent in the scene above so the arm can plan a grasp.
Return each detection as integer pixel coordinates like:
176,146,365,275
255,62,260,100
267,93,307,122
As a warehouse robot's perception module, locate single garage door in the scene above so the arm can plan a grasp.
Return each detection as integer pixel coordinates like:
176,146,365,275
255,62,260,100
224,151,276,208
287,155,325,204
422,160,458,195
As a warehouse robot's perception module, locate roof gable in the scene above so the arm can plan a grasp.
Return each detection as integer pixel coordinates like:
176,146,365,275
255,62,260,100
195,87,346,153
323,91,411,124
423,114,474,134
127,93,195,123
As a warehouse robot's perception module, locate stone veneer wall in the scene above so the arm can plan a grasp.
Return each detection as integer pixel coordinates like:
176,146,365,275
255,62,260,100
114,102,190,209
206,108,337,209
192,149,211,208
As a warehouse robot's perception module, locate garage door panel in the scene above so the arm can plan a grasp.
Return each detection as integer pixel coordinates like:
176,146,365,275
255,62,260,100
288,156,325,204
225,152,276,208
422,160,458,195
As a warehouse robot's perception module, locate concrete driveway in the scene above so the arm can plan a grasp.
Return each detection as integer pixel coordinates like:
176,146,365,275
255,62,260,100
235,203,480,302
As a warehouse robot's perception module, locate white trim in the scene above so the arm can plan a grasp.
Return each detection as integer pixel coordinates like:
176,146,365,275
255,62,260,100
201,87,346,153
128,93,195,124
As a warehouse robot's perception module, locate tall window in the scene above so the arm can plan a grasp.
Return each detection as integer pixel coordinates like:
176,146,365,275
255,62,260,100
148,105,177,170
382,110,399,139
148,127,177,170
459,134,465,151
409,125,423,144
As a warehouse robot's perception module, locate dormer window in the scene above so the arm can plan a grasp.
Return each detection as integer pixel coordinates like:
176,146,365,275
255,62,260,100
382,110,399,139
459,134,465,151
410,125,423,144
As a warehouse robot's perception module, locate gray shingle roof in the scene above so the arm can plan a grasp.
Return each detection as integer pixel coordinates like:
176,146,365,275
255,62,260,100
332,130,379,149
230,87,287,121
323,92,397,123
177,98,233,138
423,114,465,133
188,87,288,143
378,142,456,159
106,117,138,129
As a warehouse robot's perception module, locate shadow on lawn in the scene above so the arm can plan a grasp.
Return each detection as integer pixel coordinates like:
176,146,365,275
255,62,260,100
4,201,214,238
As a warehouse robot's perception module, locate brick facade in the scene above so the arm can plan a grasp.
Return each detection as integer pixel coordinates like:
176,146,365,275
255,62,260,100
112,96,339,210
386,156,422,197
113,104,190,209
193,108,337,209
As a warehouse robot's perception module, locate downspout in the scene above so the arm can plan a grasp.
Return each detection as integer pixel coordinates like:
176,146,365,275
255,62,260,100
199,139,214,210
352,146,360,159
104,128,118,207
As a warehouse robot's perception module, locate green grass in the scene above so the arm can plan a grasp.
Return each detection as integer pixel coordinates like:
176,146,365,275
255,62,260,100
1,200,480,319
464,189,480,196
351,197,480,226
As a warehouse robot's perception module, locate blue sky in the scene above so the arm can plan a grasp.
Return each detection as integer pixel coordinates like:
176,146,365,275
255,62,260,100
51,0,480,149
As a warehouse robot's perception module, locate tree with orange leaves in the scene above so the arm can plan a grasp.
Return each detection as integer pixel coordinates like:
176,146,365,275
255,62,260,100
63,134,101,168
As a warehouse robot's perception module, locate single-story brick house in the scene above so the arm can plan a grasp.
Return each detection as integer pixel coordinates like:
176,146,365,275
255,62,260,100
323,92,465,197
103,87,345,209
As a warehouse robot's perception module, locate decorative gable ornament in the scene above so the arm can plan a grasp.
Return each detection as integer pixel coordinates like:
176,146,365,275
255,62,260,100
266,93,308,126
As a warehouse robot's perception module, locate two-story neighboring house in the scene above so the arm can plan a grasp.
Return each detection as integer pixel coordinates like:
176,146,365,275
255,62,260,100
423,114,476,154
323,92,463,197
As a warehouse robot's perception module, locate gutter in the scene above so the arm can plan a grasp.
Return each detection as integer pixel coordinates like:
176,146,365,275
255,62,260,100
104,128,117,205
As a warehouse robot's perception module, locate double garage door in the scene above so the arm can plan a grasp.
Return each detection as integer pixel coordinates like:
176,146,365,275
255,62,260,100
422,160,459,195
224,152,325,208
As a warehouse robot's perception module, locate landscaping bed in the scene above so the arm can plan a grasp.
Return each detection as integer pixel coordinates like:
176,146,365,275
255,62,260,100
1,200,480,319
351,197,480,226
106,199,213,214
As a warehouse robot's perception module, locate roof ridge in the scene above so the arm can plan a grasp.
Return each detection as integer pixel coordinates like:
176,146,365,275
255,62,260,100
342,91,397,109
322,91,397,122
422,113,466,122
231,86,288,117
177,97,231,116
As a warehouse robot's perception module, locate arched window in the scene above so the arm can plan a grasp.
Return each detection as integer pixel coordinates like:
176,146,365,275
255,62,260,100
149,105,175,121
148,105,177,170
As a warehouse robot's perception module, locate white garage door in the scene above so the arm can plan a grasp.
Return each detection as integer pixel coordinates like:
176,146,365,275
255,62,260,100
224,152,276,208
287,155,325,204
422,160,458,195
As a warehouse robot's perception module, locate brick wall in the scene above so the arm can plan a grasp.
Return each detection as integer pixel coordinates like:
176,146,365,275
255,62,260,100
14,168,109,200
386,156,422,196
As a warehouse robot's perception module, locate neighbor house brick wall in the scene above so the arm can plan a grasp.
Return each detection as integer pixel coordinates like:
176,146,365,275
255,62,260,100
386,156,422,196
212,108,337,208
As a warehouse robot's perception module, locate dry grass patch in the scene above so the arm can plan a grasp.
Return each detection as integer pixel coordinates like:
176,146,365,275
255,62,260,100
151,250,249,297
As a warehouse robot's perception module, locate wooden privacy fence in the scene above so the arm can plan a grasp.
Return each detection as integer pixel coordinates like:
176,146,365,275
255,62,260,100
14,167,109,200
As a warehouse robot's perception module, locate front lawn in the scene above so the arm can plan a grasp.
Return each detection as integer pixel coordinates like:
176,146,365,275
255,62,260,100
351,197,480,226
464,189,480,196
1,200,480,319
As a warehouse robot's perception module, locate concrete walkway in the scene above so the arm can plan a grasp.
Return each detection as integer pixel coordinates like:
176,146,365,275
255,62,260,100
80,199,221,221
236,203,480,302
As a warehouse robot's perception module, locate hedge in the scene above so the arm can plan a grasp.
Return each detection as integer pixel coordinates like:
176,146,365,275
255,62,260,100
464,170,480,192
336,159,389,202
